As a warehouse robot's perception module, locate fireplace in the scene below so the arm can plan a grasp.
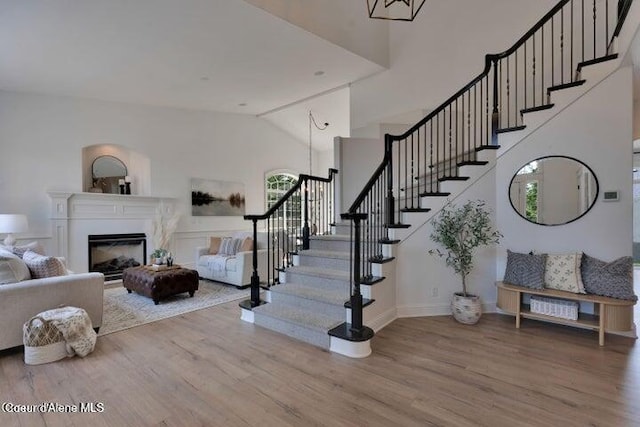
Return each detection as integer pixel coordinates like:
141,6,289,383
88,233,147,281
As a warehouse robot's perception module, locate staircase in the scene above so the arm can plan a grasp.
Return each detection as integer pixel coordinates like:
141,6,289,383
240,0,636,358
252,229,356,350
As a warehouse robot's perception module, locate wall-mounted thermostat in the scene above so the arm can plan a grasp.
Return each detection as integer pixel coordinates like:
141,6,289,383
603,191,619,202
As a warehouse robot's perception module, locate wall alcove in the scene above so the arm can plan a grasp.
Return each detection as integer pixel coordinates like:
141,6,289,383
82,144,151,196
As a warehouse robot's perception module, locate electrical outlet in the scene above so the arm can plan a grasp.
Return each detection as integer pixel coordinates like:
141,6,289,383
432,287,438,297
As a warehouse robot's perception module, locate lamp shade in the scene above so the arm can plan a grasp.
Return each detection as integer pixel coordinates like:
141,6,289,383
0,214,28,246
0,214,29,233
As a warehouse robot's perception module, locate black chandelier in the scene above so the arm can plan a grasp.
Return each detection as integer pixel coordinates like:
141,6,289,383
367,0,427,21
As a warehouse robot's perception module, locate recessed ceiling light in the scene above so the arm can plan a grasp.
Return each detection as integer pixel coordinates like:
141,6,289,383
200,77,209,81
314,71,325,76
238,103,247,107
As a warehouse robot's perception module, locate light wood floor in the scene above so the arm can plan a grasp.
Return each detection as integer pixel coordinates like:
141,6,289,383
0,301,639,427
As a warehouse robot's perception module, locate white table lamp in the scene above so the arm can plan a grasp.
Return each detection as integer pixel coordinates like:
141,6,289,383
0,214,29,246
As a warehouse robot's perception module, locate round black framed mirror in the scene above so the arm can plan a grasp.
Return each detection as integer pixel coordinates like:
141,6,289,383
509,155,598,226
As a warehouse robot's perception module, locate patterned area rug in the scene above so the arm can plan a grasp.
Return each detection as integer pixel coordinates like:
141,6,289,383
99,280,249,335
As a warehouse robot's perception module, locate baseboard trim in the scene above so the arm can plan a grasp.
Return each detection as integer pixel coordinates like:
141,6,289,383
367,307,398,332
240,307,254,323
397,301,497,318
329,336,372,358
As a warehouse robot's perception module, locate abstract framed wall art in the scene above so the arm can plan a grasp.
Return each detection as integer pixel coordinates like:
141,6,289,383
191,178,246,216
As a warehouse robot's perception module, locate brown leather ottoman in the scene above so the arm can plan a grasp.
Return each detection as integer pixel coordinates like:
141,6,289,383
122,266,199,305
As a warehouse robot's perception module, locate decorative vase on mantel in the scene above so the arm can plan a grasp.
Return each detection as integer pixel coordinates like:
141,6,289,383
451,293,482,325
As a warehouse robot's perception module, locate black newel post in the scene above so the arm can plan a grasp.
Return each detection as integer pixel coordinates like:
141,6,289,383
350,215,365,331
384,134,395,226
250,218,261,306
302,177,310,250
491,57,500,146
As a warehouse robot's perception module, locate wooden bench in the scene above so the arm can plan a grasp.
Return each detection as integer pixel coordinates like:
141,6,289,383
496,281,636,346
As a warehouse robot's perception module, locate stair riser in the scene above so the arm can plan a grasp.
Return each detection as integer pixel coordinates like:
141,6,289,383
332,223,351,235
309,239,352,252
298,255,351,271
270,291,345,319
254,312,332,349
286,272,350,292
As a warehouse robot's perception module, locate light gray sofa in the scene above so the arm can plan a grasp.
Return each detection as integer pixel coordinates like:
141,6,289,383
0,272,104,351
195,231,270,288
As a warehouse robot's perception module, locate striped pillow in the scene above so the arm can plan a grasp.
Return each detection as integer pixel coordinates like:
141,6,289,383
22,250,67,279
219,237,244,256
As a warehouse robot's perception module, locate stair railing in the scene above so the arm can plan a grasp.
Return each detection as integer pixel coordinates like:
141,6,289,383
242,168,338,308
340,0,632,339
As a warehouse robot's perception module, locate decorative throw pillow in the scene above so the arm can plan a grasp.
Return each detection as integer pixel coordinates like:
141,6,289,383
22,250,67,279
209,237,222,255
218,237,233,255
0,248,31,284
239,237,254,252
544,253,586,293
581,254,636,301
6,241,45,258
503,250,547,289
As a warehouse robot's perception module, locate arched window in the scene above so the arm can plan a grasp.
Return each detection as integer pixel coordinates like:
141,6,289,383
266,172,298,210
265,171,300,235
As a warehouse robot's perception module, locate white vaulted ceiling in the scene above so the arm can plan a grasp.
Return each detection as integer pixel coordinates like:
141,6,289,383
0,0,386,150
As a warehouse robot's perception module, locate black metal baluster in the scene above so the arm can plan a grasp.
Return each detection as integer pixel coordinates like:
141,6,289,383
435,113,440,185
533,33,536,106
571,0,574,81
525,39,528,109
606,0,609,50
467,89,471,155
486,75,490,146
473,85,477,150
506,57,510,127
499,59,503,126
448,105,452,175
396,141,400,221
515,49,518,125
561,5,565,84
480,78,484,147
430,120,434,193
460,92,471,162
552,15,555,86
593,0,597,58
582,0,585,62
411,133,415,208
542,23,545,103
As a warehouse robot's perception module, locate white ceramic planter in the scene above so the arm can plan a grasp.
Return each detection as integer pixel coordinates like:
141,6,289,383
451,293,482,325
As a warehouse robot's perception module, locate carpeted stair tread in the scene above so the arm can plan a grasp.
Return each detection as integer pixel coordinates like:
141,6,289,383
253,303,343,332
298,249,350,259
271,282,347,306
310,235,352,242
286,265,350,281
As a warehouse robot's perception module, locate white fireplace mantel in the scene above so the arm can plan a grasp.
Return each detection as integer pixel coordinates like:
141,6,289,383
48,192,177,272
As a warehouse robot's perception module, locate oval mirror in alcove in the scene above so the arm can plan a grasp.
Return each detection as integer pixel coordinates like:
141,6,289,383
92,155,127,194
509,156,598,226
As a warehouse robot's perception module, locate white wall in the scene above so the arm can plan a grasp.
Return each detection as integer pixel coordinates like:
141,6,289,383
334,136,384,213
0,90,312,265
243,0,389,67
497,67,633,273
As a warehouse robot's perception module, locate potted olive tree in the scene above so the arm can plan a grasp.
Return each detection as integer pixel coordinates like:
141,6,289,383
429,200,501,324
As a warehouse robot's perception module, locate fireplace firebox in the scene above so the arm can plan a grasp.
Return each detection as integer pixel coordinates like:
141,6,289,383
88,233,147,281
